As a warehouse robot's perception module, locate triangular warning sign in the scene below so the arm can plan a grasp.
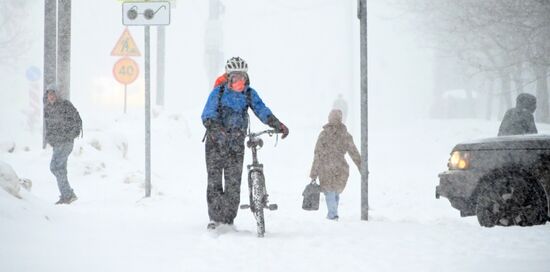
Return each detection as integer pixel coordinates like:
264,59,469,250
111,28,141,57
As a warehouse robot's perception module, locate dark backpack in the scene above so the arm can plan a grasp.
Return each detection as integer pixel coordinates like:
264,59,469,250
74,111,82,138
67,101,82,139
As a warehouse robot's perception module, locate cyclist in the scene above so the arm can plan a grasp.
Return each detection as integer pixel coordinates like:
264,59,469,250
201,56,289,230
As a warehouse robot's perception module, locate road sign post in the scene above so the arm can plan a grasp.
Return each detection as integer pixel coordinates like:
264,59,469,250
144,25,151,197
122,1,170,198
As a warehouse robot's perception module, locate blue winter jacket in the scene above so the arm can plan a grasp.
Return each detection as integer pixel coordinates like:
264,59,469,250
201,85,273,131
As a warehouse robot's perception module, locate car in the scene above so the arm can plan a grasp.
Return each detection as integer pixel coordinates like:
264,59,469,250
436,134,550,227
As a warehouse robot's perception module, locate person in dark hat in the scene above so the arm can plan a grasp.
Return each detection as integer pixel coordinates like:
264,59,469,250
44,85,82,204
498,93,538,136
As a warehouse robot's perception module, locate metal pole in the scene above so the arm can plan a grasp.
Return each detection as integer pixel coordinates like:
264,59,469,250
156,26,165,106
124,84,128,114
57,0,71,100
358,0,369,221
43,0,57,149
145,26,152,197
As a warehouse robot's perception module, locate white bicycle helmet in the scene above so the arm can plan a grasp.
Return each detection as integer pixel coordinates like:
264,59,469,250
225,57,248,74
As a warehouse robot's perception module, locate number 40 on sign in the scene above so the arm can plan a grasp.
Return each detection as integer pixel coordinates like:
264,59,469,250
113,57,139,85
113,57,139,113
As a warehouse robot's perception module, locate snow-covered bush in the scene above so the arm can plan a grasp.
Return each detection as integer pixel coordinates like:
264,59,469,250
0,161,21,198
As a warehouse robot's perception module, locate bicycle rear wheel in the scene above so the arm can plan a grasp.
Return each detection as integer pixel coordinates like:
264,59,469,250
249,170,266,237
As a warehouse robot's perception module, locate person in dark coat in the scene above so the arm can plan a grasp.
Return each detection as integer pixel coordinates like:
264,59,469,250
201,57,289,230
310,109,361,220
44,85,82,204
498,93,537,136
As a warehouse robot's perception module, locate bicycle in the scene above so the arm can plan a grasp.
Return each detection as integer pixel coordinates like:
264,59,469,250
239,129,279,237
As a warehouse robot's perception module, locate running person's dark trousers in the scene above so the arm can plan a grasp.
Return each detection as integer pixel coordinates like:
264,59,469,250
205,139,245,224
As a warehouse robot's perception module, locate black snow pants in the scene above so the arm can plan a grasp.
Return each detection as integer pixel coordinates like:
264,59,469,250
205,135,245,224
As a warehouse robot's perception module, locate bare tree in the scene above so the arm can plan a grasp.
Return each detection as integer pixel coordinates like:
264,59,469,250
409,0,550,121
0,0,32,69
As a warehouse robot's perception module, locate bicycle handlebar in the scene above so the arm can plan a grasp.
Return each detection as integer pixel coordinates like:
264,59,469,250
247,129,278,138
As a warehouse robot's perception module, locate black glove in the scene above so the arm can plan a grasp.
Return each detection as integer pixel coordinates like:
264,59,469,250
204,119,226,144
279,122,289,139
267,115,289,139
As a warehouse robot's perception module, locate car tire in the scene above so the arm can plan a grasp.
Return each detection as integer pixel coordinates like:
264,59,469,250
476,171,547,227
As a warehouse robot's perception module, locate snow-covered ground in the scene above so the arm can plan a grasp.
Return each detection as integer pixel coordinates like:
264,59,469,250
1,113,549,272
1,0,549,271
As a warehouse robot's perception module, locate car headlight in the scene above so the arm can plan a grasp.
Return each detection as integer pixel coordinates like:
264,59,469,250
448,151,469,170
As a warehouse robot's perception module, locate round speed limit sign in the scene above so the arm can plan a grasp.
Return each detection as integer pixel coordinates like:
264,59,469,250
113,57,139,85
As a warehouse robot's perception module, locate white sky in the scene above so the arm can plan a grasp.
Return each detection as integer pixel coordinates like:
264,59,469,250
0,0,434,135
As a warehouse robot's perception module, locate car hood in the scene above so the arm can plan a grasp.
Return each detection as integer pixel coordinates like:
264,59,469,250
454,134,550,151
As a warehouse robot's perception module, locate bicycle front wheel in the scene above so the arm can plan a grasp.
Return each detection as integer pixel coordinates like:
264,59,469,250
249,170,266,237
